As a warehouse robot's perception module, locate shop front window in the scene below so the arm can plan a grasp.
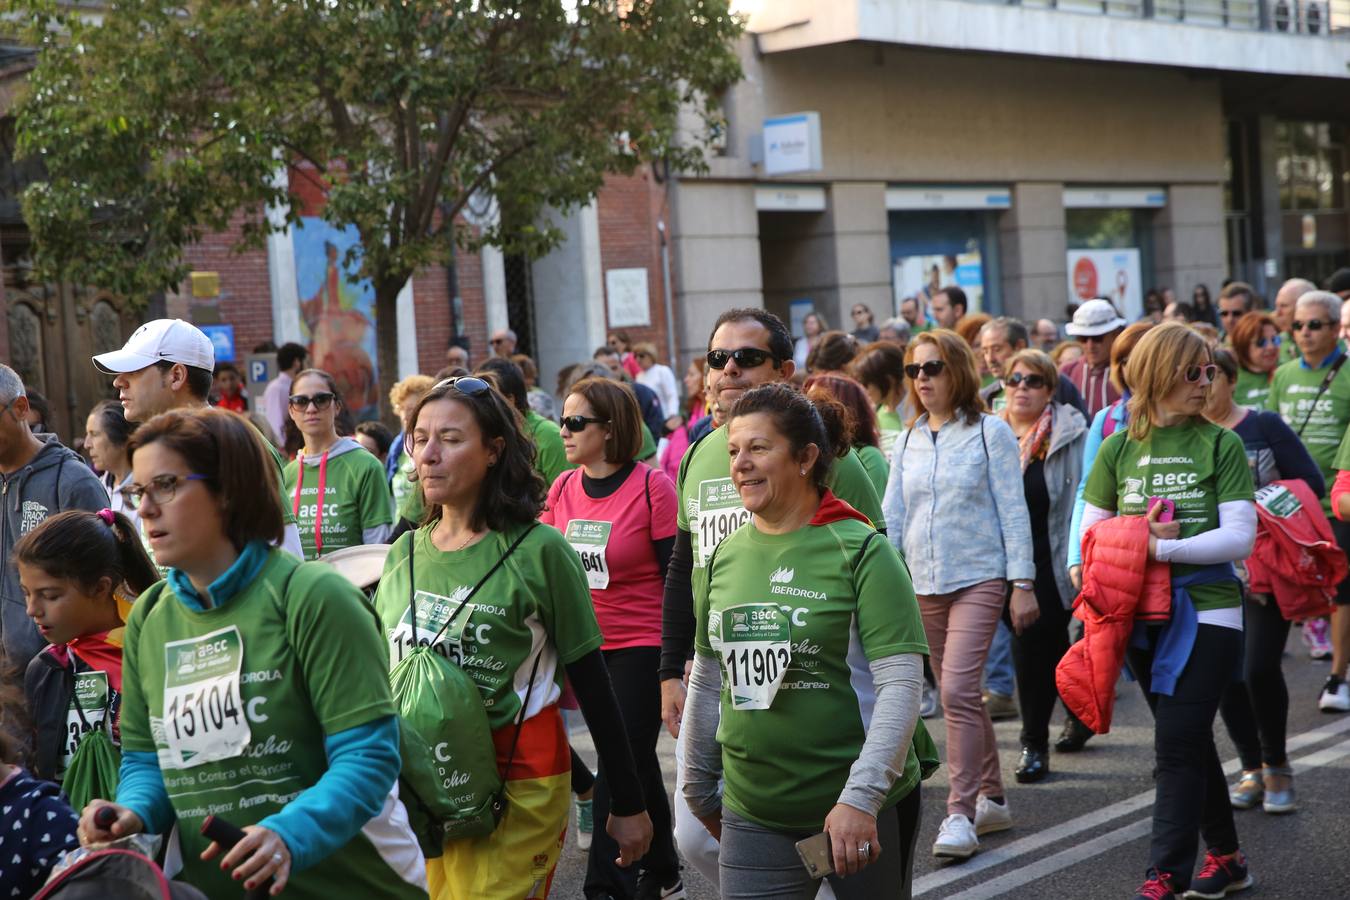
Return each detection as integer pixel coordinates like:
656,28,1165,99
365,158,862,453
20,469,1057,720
1276,121,1346,212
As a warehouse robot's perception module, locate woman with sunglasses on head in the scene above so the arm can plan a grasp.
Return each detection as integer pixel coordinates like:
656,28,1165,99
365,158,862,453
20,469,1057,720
282,369,394,560
1078,324,1257,899
78,407,426,899
1228,312,1283,408
372,376,652,899
882,329,1034,859
1205,348,1323,818
995,350,1086,784
682,383,930,899
541,377,682,900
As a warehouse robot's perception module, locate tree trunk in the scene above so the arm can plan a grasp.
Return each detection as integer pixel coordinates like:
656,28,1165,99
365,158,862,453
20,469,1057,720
373,279,405,429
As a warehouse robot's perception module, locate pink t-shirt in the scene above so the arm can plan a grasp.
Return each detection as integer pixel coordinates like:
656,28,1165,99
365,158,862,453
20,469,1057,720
541,463,677,650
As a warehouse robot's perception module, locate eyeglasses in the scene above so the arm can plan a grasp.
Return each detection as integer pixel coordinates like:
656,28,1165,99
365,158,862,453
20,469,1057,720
489,337,508,345
1003,372,1049,391
560,415,610,432
1180,363,1218,385
435,375,492,397
1219,308,1242,319
706,348,776,370
1076,334,1110,344
904,360,946,379
288,392,336,411
122,473,209,508
1254,335,1282,349
1292,320,1327,332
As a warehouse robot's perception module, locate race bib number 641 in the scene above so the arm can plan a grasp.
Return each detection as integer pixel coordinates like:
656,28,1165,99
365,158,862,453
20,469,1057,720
160,626,250,770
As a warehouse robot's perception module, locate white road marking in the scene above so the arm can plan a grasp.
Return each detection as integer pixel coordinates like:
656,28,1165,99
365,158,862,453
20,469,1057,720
914,714,1350,896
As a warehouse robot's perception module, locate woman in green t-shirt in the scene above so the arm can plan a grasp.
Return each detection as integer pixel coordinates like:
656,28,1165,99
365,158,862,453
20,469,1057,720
682,382,930,899
804,373,889,498
283,369,394,560
77,407,425,900
1079,323,1257,899
372,375,652,899
1228,311,1282,409
847,341,910,463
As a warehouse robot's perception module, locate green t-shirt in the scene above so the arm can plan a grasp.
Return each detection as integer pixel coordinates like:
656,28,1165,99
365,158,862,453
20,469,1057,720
700,517,928,831
638,422,658,462
1266,353,1350,515
676,425,885,657
876,406,903,461
1082,421,1253,611
372,523,603,731
1234,367,1271,409
856,443,889,500
119,552,419,900
283,445,394,560
525,410,575,487
390,448,415,510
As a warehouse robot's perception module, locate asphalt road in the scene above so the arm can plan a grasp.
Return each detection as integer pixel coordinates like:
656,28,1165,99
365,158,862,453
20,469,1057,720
555,631,1350,898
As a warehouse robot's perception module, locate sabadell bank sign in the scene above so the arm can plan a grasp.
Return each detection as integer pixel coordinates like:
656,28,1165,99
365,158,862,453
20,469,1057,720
763,112,822,177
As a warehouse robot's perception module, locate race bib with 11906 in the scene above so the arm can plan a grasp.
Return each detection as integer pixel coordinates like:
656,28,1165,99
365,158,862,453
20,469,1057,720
159,626,250,770
565,519,613,590
388,587,474,669
717,603,792,711
696,478,751,567
63,671,109,772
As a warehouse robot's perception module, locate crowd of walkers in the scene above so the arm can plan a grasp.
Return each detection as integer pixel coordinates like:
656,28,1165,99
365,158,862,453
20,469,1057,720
1,269,1350,899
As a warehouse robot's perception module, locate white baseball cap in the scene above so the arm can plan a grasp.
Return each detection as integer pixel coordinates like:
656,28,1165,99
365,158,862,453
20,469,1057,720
1065,299,1128,337
93,318,216,374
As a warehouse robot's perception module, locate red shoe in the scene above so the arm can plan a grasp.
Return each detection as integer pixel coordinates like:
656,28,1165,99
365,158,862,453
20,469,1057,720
1134,869,1178,899
1183,850,1253,899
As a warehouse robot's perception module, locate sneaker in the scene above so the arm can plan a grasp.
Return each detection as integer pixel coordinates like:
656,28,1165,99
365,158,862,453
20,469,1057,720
983,691,1019,721
920,680,940,719
635,876,687,900
973,795,1012,835
1302,618,1333,660
1227,770,1263,810
1261,765,1296,814
575,795,594,851
1134,869,1178,899
1183,850,1253,899
932,813,978,859
1318,674,1350,712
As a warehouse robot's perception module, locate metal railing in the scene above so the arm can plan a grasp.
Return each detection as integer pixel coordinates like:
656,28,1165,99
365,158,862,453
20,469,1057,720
975,0,1350,35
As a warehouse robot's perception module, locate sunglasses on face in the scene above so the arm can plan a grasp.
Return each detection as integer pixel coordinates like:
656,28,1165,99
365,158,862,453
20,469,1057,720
1219,309,1242,318
1180,363,1218,385
288,392,336,411
1003,372,1048,391
560,415,609,432
1292,320,1327,332
706,348,776,370
904,360,946,379
1076,334,1109,345
1254,334,1282,349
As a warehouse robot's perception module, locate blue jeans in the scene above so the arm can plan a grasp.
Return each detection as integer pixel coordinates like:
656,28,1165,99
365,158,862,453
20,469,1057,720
983,619,1015,697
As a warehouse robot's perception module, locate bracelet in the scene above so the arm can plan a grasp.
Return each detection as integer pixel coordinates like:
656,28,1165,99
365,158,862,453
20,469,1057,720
1012,581,1034,591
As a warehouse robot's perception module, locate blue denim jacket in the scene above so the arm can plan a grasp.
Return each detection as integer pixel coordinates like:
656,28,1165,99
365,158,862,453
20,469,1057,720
883,412,1035,595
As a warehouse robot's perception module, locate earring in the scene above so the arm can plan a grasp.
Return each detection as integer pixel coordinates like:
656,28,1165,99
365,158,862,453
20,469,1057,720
800,468,807,476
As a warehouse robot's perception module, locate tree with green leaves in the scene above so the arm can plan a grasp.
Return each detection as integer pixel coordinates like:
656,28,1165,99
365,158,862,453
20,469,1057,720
11,0,742,408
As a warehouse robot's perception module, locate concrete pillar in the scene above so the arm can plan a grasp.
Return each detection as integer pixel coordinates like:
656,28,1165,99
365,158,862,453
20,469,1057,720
824,182,891,326
998,182,1067,322
530,202,607,400
1154,184,1226,300
669,180,762,363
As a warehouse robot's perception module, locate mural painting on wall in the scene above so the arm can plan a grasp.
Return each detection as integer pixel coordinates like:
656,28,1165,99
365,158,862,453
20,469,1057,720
293,217,379,420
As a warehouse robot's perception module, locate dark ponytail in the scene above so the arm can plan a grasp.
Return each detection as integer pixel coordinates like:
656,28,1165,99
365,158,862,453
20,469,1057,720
728,383,854,489
14,509,160,598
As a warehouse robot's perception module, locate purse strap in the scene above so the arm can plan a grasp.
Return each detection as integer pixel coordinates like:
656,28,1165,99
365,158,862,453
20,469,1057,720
1295,354,1347,436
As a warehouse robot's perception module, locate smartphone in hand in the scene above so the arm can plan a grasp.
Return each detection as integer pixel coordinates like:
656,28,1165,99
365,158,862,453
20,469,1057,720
1147,496,1175,522
795,831,833,879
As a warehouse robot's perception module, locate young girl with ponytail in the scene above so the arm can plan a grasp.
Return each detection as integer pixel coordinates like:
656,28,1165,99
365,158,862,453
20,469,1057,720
17,509,159,783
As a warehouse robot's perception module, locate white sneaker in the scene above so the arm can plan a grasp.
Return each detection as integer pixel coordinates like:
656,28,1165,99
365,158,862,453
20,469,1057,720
974,795,1012,835
1318,676,1350,713
932,813,978,859
920,680,939,719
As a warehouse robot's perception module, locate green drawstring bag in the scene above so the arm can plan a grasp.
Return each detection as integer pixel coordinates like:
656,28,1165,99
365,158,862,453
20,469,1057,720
913,718,941,780
62,728,121,813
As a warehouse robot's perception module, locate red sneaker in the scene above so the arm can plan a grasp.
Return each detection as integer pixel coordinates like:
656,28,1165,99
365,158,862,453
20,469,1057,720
1134,869,1178,899
1183,850,1253,899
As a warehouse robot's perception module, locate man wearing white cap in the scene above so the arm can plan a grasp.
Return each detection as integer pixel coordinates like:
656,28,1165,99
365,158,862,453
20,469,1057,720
93,319,303,559
1061,299,1127,420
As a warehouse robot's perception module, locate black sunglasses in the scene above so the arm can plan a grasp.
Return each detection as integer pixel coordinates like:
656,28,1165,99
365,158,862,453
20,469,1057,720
904,360,946,379
1003,372,1048,390
1292,320,1327,332
435,375,492,396
1219,308,1242,318
288,392,335,411
706,348,776,370
560,415,610,432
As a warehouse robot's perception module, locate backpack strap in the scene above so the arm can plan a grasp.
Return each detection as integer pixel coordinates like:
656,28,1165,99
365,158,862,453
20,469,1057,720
425,524,540,647
1295,354,1347,436
493,645,545,814
644,466,654,520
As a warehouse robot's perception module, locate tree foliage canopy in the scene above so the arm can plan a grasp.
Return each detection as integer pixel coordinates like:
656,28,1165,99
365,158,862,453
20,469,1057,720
12,0,743,305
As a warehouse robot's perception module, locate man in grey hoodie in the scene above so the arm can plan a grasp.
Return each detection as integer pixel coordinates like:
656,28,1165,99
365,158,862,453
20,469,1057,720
0,365,109,666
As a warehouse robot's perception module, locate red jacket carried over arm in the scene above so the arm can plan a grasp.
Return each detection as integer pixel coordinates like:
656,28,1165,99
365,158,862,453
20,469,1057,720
1247,479,1344,622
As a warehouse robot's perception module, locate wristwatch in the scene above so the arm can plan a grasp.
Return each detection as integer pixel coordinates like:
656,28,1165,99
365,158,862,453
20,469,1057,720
1012,580,1034,592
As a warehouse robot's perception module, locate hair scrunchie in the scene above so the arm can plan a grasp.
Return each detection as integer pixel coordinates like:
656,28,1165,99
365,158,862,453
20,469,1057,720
96,508,115,526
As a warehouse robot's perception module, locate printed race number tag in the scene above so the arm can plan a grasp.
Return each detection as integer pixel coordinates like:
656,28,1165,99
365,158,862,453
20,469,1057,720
566,519,613,590
696,478,751,567
1255,483,1302,518
160,626,250,769
389,587,474,669
62,671,109,772
718,603,791,711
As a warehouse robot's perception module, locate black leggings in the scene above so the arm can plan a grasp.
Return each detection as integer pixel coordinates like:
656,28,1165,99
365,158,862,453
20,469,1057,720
584,646,679,898
572,747,596,796
1005,583,1071,752
1218,594,1292,771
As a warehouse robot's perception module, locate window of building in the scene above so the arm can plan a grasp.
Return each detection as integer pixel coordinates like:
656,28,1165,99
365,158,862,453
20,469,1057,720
1275,121,1347,212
